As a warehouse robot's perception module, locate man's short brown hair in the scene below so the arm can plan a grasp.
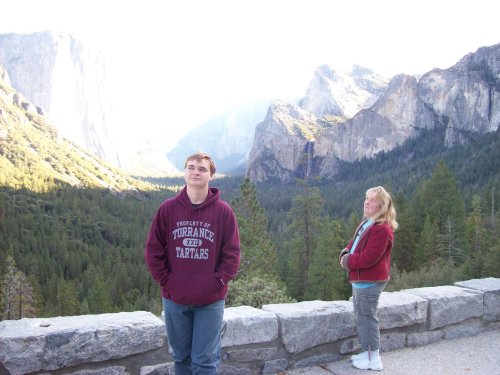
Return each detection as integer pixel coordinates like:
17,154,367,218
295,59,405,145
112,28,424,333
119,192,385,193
184,152,216,176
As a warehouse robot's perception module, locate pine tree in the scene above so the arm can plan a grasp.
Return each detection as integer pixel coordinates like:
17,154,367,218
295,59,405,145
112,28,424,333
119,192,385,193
56,278,80,316
475,185,500,278
0,255,17,320
436,218,467,261
27,273,45,317
467,195,484,252
87,273,113,314
282,184,324,300
15,270,36,318
306,220,347,300
420,160,468,263
465,195,488,277
483,241,500,278
414,215,439,268
0,255,36,319
391,205,419,271
231,178,277,278
385,190,419,271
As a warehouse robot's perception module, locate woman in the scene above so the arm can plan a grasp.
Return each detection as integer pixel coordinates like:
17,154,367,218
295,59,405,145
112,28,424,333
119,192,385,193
339,186,398,371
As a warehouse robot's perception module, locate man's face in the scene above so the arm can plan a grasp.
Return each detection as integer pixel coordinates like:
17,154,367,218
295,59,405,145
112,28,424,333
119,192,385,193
184,158,213,188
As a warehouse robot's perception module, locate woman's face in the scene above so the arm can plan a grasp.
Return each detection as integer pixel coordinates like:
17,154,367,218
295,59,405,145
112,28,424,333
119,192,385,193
364,191,381,219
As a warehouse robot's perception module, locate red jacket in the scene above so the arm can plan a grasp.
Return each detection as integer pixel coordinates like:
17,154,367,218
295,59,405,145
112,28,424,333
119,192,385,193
144,186,240,305
346,221,393,283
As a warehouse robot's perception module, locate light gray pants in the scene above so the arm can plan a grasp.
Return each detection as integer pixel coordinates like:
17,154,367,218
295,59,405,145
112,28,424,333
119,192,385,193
352,283,386,352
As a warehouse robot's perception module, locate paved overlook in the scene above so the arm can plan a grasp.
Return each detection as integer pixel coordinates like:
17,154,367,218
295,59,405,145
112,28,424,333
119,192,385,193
283,328,500,375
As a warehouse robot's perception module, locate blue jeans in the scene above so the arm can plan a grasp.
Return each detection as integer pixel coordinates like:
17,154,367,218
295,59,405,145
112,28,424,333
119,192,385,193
162,298,225,375
352,283,386,352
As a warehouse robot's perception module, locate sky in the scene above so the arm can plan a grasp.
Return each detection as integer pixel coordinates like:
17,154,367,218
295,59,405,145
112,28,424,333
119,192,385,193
1,0,499,151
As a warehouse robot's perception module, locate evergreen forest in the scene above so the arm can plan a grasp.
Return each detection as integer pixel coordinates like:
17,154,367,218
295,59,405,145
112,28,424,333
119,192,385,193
1,127,499,320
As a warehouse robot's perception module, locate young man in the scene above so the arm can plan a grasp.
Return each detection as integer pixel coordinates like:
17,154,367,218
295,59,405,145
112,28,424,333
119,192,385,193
145,152,241,374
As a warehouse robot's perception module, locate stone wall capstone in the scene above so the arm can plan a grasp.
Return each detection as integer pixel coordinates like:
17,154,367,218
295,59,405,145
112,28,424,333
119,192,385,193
0,278,499,375
0,311,165,375
262,300,354,354
402,285,484,330
455,277,500,321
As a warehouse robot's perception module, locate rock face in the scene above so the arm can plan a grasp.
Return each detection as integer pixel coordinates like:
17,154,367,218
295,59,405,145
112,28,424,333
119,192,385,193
247,43,500,182
247,101,325,182
314,74,436,172
0,31,119,165
418,45,500,146
169,65,387,174
0,31,177,177
299,64,388,118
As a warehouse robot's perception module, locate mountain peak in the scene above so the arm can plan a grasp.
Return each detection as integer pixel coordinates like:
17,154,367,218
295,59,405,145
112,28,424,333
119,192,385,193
298,64,389,118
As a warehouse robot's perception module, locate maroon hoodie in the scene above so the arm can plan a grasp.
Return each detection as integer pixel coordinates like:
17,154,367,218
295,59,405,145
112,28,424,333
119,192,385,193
144,186,240,305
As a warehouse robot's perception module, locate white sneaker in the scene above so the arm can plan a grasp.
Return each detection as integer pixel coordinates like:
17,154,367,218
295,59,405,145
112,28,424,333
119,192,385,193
352,356,383,371
350,351,368,361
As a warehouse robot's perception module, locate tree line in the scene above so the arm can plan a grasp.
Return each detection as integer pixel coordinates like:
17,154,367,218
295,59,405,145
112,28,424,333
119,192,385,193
1,129,499,319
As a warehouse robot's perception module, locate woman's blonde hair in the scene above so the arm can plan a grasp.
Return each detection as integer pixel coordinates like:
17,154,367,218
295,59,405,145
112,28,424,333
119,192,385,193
365,186,398,230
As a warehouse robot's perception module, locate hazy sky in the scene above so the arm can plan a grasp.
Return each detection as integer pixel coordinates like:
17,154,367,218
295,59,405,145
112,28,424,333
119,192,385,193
1,0,499,151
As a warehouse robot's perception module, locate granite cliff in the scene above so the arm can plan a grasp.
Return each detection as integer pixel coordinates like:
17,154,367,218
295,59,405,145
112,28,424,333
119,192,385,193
299,64,388,118
0,31,177,177
247,43,500,182
0,32,118,163
169,65,387,174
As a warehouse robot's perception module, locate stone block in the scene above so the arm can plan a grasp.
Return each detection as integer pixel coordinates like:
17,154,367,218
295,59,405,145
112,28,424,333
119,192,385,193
140,362,173,375
339,337,361,355
261,358,288,374
442,318,485,340
455,278,500,321
223,347,281,362
293,353,341,369
262,300,355,354
66,367,128,375
380,331,406,352
218,364,252,375
402,285,483,330
377,291,428,329
0,311,165,375
407,330,443,347
222,306,278,347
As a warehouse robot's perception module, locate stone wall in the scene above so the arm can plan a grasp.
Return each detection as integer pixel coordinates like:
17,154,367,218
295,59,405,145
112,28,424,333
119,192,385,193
1,277,499,375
